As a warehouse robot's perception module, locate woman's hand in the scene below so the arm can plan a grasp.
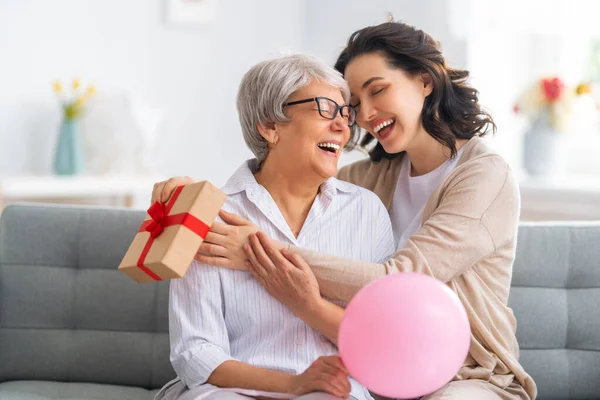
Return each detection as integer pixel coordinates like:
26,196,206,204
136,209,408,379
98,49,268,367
194,210,260,270
289,356,351,398
244,232,321,316
151,176,195,204
150,177,261,270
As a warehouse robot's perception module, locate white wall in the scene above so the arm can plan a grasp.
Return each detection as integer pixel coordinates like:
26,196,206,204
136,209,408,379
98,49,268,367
0,0,305,186
0,0,462,185
304,0,466,67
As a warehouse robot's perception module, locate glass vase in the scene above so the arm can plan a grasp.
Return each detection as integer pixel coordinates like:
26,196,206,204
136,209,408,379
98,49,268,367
53,118,84,175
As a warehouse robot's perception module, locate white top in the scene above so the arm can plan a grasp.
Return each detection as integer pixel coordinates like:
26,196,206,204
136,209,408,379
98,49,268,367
391,148,465,250
169,160,395,399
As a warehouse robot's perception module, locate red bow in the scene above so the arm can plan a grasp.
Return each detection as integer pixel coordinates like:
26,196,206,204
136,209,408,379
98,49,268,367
145,201,167,238
135,185,211,281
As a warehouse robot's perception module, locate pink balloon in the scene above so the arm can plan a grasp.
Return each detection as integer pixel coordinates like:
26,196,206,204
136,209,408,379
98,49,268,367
338,273,470,399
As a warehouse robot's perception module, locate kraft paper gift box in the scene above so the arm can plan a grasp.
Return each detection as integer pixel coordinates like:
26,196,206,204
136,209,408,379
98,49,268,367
118,181,227,283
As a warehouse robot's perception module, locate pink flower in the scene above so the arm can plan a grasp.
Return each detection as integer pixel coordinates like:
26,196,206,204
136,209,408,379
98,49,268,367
542,77,564,103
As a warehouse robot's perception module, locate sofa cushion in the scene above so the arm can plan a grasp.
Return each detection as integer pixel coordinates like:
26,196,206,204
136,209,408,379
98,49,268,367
0,204,175,388
0,381,159,400
510,222,600,400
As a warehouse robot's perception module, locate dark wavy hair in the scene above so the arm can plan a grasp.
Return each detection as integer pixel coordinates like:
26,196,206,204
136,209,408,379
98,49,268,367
335,21,496,162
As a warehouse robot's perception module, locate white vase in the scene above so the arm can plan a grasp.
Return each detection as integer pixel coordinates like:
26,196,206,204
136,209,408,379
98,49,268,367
522,112,567,176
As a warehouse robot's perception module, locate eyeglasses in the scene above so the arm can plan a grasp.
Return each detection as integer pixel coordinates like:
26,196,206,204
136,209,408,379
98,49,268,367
284,96,357,127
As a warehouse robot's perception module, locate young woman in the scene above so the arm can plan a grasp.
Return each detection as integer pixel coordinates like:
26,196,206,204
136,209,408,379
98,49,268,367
153,22,537,400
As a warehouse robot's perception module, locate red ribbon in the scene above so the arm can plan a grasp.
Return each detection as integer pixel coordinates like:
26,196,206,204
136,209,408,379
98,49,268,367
135,185,209,281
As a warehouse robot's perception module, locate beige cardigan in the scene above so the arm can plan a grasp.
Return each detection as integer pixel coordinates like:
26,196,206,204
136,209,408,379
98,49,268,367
290,137,537,399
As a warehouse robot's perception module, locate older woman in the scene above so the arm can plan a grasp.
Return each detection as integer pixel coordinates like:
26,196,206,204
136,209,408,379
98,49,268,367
154,54,395,400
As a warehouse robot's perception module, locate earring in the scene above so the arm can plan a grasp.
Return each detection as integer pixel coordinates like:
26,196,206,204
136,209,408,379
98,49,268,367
273,136,279,145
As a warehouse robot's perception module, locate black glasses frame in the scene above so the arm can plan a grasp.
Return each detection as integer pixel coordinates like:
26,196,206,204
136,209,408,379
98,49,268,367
284,96,356,127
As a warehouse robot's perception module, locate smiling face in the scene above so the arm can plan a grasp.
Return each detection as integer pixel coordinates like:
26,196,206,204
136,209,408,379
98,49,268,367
344,52,433,154
264,80,351,181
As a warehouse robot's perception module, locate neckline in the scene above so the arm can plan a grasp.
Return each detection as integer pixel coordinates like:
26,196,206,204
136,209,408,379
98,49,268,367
405,146,466,182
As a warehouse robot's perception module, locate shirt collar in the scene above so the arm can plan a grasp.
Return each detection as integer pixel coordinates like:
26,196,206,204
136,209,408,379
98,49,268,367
221,159,358,197
320,176,357,198
221,159,261,196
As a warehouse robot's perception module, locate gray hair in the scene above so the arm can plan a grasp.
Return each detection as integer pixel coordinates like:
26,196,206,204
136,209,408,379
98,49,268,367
236,54,350,164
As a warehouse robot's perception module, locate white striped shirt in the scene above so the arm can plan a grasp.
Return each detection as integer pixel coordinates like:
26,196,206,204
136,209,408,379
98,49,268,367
169,160,395,399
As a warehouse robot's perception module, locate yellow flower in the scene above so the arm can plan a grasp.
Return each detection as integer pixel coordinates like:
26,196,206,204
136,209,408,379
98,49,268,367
86,85,95,97
575,83,591,95
72,79,81,90
53,81,62,94
74,97,86,107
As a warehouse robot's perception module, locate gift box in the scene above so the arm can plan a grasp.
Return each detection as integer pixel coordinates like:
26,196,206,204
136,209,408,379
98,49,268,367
118,181,227,283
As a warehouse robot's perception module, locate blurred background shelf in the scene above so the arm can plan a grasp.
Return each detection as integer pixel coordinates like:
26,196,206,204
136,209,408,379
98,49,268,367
519,174,600,220
0,175,163,211
2,174,599,221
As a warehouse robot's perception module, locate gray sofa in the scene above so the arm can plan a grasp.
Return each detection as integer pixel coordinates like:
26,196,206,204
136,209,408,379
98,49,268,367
0,204,599,400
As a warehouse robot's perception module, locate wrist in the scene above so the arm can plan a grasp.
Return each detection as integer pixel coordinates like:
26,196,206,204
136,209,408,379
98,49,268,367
299,296,327,320
284,374,298,394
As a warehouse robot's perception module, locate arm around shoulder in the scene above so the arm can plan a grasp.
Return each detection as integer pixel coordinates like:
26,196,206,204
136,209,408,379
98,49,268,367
292,155,518,301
